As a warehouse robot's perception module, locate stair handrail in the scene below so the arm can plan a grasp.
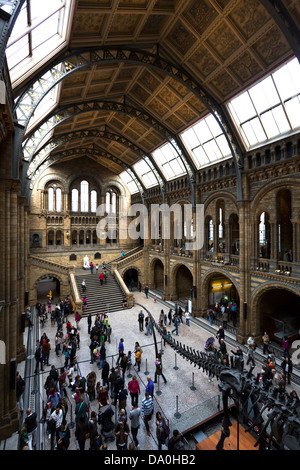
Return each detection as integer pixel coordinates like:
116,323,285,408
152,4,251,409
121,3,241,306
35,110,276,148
69,272,83,315
30,255,71,273
110,245,143,265
110,246,144,272
112,268,134,307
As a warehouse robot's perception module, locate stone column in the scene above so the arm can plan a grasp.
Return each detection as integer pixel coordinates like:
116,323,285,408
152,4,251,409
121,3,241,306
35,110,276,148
236,174,252,344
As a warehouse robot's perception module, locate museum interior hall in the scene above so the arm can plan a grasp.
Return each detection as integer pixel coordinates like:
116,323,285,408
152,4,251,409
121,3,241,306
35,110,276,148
0,0,300,452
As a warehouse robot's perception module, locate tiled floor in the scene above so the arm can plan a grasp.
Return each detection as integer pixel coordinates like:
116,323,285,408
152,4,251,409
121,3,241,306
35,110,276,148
4,290,300,451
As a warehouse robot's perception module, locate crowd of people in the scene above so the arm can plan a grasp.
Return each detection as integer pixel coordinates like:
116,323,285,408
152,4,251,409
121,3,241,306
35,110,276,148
19,297,186,451
18,287,299,451
210,322,299,408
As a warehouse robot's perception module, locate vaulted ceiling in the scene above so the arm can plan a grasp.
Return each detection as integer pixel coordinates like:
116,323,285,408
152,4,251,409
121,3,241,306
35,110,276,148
12,0,300,187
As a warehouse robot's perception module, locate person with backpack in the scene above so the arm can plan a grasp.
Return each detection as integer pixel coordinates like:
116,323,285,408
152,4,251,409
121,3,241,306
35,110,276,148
168,429,185,450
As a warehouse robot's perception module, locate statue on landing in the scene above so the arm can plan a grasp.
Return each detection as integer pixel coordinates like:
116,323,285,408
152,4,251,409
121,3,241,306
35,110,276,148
83,255,89,269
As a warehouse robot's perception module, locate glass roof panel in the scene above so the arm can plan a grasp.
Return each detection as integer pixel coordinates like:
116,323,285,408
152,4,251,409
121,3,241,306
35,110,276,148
227,57,300,149
152,142,186,180
180,113,232,169
6,0,74,88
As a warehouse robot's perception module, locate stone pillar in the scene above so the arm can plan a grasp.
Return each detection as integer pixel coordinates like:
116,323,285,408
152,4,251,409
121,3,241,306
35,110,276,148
236,174,252,344
17,196,26,362
0,182,19,439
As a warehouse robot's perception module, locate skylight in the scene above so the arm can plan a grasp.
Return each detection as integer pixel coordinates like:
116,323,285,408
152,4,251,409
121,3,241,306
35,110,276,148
152,142,186,180
5,0,75,89
133,159,158,189
120,170,139,195
227,57,300,149
180,113,232,169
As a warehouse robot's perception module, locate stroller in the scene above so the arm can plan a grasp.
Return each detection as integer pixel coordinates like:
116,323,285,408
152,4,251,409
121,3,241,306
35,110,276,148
204,336,215,352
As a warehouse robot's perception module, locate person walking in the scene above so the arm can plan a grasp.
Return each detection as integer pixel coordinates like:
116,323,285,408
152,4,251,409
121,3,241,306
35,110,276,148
75,413,89,451
144,285,149,299
129,403,141,449
128,375,141,407
231,346,244,372
216,325,225,345
102,359,110,391
138,310,144,332
281,356,293,385
34,344,44,374
154,354,167,384
135,346,142,372
141,392,154,436
114,415,129,450
24,408,37,450
156,411,167,451
146,376,154,397
16,372,25,413
262,332,270,355
117,338,124,365
246,343,256,367
171,314,179,336
99,272,105,285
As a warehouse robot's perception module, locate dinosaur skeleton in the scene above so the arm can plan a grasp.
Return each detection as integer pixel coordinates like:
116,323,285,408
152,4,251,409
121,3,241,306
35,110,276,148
134,304,300,450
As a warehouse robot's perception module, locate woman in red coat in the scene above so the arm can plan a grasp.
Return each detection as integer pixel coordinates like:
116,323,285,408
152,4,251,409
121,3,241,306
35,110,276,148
127,375,141,407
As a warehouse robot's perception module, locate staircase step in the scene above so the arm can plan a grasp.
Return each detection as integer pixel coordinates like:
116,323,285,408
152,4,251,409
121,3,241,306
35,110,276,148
75,270,127,315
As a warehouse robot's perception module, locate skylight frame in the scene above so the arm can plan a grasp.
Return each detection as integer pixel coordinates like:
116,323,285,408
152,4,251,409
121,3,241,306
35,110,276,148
180,113,232,170
5,0,74,90
227,57,300,150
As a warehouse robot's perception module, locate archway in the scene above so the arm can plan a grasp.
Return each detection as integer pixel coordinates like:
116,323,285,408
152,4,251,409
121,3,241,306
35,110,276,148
173,264,193,301
152,259,164,290
259,288,300,345
205,273,239,313
37,275,61,301
123,268,139,291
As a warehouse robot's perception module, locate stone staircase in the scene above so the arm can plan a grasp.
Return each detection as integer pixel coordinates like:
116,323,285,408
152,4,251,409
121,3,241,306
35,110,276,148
75,264,126,316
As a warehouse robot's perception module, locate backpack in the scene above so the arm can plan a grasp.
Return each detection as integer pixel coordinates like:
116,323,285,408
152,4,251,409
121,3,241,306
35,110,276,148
173,439,185,450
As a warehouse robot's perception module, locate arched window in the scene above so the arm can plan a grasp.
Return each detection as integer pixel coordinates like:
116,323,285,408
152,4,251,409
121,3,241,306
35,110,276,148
259,212,266,246
80,180,89,212
91,190,97,213
111,192,117,214
209,219,214,251
258,211,270,259
218,207,223,239
72,189,78,212
48,187,54,211
105,191,110,214
105,189,118,214
56,187,62,212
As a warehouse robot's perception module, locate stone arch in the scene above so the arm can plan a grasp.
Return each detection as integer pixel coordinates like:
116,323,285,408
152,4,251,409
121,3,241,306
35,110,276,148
200,269,240,312
250,177,300,215
204,190,238,214
33,272,64,290
30,269,70,304
121,265,142,290
149,257,164,290
251,283,300,342
170,262,193,300
69,174,102,195
36,173,67,192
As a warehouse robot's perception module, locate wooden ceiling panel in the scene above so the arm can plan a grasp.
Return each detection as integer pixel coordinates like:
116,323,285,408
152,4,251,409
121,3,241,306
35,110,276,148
251,25,291,67
165,19,198,57
206,21,244,62
229,0,271,40
182,0,219,37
